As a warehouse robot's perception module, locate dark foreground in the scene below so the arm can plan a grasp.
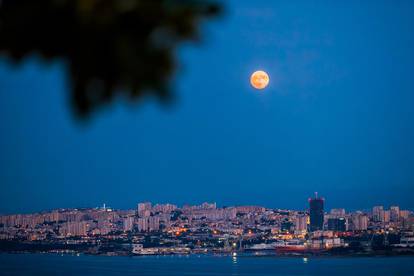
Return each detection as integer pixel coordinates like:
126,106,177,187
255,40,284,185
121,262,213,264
0,253,414,276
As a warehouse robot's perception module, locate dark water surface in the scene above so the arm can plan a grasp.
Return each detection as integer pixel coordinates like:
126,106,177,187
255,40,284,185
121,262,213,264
0,253,414,275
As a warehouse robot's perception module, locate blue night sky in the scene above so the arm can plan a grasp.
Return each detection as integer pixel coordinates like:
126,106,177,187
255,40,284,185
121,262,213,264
1,0,414,214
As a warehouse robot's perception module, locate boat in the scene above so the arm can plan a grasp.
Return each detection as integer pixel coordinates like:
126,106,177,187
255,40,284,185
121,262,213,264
274,239,306,252
248,243,278,250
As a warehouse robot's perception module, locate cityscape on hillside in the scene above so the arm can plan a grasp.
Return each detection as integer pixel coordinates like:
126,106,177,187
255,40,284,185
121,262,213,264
1,194,413,256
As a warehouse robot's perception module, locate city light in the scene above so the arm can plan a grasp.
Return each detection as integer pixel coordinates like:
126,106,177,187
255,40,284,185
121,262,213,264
0,199,412,257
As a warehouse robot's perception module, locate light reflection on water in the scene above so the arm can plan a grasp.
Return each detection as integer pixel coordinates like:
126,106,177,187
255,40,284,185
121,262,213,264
231,255,239,276
0,253,414,275
303,257,308,264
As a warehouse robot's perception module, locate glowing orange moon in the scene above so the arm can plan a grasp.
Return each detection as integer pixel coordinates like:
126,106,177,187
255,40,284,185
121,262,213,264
250,70,269,89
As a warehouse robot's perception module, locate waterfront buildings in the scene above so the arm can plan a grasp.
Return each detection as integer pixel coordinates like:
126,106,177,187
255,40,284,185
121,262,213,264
1,197,413,255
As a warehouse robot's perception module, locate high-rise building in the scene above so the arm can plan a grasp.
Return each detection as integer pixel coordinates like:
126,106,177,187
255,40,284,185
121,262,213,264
400,210,411,220
390,206,400,222
148,216,160,231
351,213,368,230
309,192,324,232
403,216,414,230
123,216,134,232
59,221,90,236
330,209,346,217
295,215,308,232
136,216,160,232
137,217,149,232
381,210,390,223
137,202,152,217
153,204,177,213
372,206,383,222
327,217,347,231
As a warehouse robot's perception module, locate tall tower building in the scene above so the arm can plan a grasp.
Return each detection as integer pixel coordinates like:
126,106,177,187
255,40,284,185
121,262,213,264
309,192,324,232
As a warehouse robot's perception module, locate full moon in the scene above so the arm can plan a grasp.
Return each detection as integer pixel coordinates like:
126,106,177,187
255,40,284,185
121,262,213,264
250,70,269,90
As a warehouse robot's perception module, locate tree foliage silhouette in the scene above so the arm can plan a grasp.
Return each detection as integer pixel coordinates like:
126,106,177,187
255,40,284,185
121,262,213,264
0,0,221,118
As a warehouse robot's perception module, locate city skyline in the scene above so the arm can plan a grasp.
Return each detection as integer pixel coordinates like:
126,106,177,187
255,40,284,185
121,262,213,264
1,197,412,216
2,188,414,214
1,0,414,214
1,195,413,257
3,196,413,215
